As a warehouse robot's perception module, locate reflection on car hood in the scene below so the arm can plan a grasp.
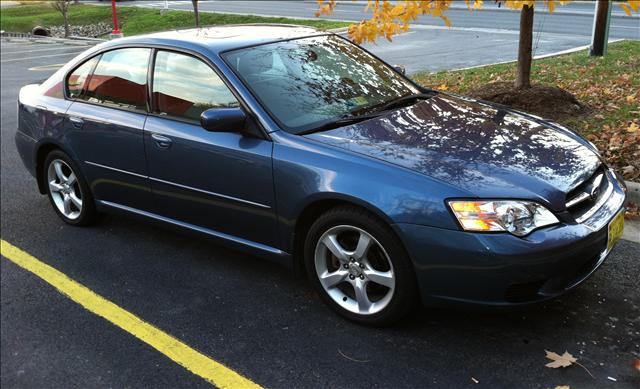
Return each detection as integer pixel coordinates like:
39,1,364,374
305,94,601,207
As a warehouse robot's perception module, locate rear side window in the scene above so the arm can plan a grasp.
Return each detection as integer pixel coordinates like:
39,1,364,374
83,48,151,112
66,55,100,99
152,51,238,122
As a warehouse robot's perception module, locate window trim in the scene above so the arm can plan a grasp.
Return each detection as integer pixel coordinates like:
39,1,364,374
63,43,270,140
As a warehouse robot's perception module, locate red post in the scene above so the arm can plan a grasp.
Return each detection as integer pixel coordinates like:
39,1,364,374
111,0,121,35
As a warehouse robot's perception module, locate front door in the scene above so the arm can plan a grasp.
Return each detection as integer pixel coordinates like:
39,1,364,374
143,50,277,248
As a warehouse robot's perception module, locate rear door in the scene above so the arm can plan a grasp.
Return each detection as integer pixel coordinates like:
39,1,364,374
65,48,152,211
143,50,277,248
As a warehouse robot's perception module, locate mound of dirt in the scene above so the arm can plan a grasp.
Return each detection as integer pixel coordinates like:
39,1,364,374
467,81,591,121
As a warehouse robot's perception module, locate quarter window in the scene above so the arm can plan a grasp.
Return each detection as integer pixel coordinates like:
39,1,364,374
152,51,238,122
66,55,100,99
83,48,151,112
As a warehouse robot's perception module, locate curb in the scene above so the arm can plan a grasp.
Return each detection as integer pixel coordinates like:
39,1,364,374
0,34,103,45
434,39,625,74
625,181,640,205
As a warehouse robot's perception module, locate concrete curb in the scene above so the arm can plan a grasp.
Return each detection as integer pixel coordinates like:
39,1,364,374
0,34,103,45
433,39,625,74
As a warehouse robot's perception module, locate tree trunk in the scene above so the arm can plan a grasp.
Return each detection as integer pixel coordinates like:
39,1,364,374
192,0,200,27
515,4,534,90
63,10,70,38
590,0,610,56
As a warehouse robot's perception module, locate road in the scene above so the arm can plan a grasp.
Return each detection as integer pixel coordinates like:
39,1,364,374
120,0,640,73
1,39,640,388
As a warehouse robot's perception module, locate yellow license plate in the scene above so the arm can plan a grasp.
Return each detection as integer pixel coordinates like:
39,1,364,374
607,210,624,252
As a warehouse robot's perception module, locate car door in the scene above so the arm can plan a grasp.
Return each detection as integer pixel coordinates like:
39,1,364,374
144,50,277,248
65,48,152,211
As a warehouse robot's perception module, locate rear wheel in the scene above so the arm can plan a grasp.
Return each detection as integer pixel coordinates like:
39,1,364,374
304,206,417,326
44,150,96,226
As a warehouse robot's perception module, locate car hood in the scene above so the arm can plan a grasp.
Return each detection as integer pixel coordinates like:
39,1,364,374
304,94,601,210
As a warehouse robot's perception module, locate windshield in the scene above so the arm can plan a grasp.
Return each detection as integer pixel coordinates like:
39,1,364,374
223,35,420,134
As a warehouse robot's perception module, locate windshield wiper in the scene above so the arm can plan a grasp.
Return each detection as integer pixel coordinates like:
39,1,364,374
299,91,437,135
299,112,383,135
375,92,436,113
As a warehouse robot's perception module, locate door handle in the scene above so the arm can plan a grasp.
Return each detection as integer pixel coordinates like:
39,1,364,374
151,133,173,149
69,116,84,128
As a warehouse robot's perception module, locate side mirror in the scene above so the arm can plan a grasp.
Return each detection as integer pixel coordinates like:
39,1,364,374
393,64,406,75
200,108,246,132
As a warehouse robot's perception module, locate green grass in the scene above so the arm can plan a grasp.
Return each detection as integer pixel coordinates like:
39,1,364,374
413,40,640,181
0,3,348,35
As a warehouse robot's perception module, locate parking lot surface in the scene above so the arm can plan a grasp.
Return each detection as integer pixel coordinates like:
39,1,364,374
127,0,640,73
1,40,639,388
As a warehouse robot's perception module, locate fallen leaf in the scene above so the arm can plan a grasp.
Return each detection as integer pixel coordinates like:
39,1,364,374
634,359,640,372
628,123,639,133
437,83,449,91
626,95,636,103
545,350,595,378
555,386,570,389
545,350,577,368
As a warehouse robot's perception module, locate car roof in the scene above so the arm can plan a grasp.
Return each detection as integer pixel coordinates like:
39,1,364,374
104,24,329,54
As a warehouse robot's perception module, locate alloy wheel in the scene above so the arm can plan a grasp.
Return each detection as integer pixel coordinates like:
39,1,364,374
314,225,395,315
47,159,82,220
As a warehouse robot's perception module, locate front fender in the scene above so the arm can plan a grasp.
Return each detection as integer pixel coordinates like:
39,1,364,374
272,131,471,252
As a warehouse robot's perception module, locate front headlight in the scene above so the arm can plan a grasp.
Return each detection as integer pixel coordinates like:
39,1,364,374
447,200,559,237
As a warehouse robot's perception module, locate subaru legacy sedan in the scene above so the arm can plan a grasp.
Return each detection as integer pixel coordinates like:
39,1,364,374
16,25,626,325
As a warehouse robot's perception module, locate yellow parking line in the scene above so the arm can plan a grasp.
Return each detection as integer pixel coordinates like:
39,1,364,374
0,239,262,389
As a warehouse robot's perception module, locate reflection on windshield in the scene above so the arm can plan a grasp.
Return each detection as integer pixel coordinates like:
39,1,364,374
224,35,419,133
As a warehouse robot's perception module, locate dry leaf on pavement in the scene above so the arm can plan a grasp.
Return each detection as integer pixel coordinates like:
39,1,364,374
544,350,594,378
545,350,577,368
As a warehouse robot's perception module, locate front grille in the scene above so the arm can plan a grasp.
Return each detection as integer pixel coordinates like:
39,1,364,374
565,166,611,223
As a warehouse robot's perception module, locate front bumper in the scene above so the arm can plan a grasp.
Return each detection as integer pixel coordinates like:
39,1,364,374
394,173,626,306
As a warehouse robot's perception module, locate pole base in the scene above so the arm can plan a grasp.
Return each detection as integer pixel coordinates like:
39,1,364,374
109,32,123,40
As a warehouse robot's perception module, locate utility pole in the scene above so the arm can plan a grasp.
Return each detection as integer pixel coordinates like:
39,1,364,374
590,0,612,56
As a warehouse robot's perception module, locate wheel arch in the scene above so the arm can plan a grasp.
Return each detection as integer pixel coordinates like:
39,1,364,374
34,140,71,194
290,193,398,276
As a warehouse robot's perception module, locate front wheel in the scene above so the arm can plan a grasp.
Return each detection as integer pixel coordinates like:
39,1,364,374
44,150,96,226
304,206,418,326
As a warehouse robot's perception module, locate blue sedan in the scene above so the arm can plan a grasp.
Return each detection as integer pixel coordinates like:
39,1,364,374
15,25,626,325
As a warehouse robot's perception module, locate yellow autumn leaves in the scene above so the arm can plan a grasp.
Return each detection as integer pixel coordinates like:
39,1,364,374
316,0,639,44
621,0,640,16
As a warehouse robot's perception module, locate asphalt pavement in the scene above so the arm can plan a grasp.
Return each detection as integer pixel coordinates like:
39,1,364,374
1,40,640,389
118,0,640,73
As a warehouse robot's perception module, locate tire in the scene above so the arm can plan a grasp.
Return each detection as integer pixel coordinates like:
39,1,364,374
304,206,418,326
43,149,97,226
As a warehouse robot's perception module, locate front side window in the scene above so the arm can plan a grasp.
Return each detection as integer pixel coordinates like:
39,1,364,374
83,48,151,112
223,35,419,133
152,51,238,122
66,55,100,99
